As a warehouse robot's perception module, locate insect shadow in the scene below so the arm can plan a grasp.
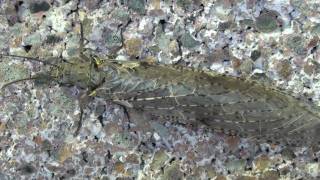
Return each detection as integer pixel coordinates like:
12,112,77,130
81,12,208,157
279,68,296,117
1,12,320,147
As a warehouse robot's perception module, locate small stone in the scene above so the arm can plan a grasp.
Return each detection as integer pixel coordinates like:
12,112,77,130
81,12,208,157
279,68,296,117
58,143,74,163
111,8,130,24
311,24,320,36
114,161,126,174
94,104,106,117
250,50,261,61
305,163,319,177
225,159,246,173
126,153,140,164
180,32,200,49
64,169,76,178
177,0,203,12
253,155,270,172
150,121,169,138
202,166,216,178
206,48,230,64
218,21,232,31
157,34,171,53
4,4,19,26
161,161,184,180
0,172,9,180
138,18,154,35
286,35,306,55
112,132,137,149
0,59,29,84
246,0,257,9
29,1,51,13
255,11,280,33
294,1,320,16
45,34,63,44
307,36,319,48
169,40,180,55
189,165,216,180
145,56,157,64
41,139,52,152
116,177,134,180
215,175,227,180
82,17,93,38
226,136,240,151
104,122,122,136
104,28,123,51
304,62,316,76
63,33,82,57
10,36,22,48
260,170,280,180
240,19,255,29
128,0,146,14
125,38,143,57
158,51,172,64
176,0,192,10
281,148,296,160
149,9,166,17
19,164,36,175
24,32,42,47
232,58,242,69
0,122,6,133
101,176,110,180
275,60,292,79
279,166,290,176
84,167,95,176
236,175,256,180
33,135,43,145
239,59,254,74
149,45,161,55
84,0,101,10
150,0,161,9
150,150,169,171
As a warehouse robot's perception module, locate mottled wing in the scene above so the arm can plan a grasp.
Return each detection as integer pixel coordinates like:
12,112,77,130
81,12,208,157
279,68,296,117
99,62,320,144
138,82,314,139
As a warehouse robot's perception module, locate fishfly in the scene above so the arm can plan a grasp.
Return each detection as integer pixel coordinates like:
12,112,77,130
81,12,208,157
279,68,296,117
1,26,319,146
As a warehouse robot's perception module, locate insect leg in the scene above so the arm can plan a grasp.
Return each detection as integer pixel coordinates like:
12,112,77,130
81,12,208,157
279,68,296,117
121,106,132,130
73,91,93,136
74,106,84,137
1,76,39,91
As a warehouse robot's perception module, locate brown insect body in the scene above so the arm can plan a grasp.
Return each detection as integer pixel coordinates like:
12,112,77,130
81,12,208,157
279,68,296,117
79,58,320,144
1,53,319,144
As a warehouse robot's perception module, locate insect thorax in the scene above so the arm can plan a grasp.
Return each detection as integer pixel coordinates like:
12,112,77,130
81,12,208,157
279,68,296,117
55,60,103,89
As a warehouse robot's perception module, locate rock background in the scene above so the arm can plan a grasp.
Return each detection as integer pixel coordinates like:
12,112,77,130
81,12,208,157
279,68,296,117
0,0,319,179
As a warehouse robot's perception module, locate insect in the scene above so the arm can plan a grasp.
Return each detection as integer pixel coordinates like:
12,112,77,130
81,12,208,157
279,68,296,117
1,25,319,146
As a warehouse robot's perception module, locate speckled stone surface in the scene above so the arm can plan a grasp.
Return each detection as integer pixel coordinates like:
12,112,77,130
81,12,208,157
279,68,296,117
0,0,319,179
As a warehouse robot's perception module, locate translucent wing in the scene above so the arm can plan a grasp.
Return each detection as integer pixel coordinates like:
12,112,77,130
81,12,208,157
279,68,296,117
97,61,320,144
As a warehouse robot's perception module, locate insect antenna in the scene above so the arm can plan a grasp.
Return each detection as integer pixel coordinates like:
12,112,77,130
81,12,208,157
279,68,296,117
0,53,62,91
79,21,85,57
1,76,39,91
0,53,59,67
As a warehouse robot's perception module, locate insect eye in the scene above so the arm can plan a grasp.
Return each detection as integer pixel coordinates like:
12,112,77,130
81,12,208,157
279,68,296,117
96,59,105,65
90,55,105,65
